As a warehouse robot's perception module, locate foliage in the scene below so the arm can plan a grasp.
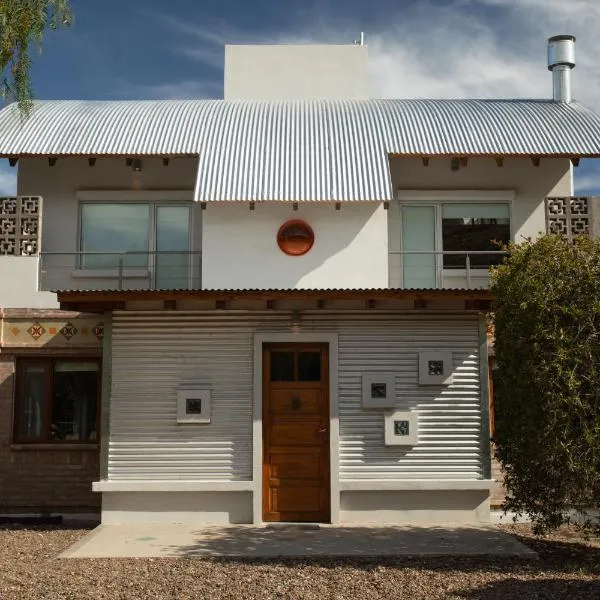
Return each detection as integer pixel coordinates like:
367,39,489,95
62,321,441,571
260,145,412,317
491,235,600,533
0,0,72,116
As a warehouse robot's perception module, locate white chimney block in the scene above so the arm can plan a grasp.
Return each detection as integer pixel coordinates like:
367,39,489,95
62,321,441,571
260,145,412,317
548,35,576,103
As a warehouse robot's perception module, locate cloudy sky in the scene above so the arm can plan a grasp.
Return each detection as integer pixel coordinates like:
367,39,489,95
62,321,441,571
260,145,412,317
1,0,599,194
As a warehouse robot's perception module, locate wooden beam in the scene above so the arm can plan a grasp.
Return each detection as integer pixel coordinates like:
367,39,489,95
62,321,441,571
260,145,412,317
48,157,58,167
266,300,275,310
531,156,541,167
88,157,97,167
383,201,390,210
421,157,430,167
450,157,460,171
495,157,504,167
366,299,376,309
571,157,580,167
249,202,255,211
459,157,469,168
215,300,227,310
125,158,133,167
335,202,341,211
413,298,427,310
164,300,177,310
293,202,299,211
8,157,18,167
162,157,170,166
317,299,326,309
201,202,207,210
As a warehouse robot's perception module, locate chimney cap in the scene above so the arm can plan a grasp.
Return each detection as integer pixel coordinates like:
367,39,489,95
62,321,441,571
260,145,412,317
548,34,576,43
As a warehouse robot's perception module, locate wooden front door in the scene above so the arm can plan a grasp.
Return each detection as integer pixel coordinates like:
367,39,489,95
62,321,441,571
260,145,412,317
263,343,330,522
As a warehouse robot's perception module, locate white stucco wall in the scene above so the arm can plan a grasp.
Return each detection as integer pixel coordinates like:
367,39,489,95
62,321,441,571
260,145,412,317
201,202,388,289
0,257,58,308
224,44,369,101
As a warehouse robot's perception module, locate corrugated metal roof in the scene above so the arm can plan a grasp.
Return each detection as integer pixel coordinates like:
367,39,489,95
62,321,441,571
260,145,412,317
2,99,600,201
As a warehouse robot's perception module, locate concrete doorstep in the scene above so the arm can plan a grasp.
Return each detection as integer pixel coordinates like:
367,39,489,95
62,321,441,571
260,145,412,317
59,523,537,559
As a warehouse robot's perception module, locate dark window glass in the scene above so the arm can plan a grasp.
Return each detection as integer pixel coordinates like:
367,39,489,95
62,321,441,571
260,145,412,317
51,361,99,441
15,358,100,443
270,352,295,381
18,363,47,439
298,352,321,381
442,217,510,269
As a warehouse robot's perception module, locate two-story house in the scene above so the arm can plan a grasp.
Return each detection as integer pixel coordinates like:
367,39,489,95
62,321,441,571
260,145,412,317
1,35,599,525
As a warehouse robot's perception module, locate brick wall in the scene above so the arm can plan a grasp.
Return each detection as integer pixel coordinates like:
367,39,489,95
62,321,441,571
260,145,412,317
0,352,100,514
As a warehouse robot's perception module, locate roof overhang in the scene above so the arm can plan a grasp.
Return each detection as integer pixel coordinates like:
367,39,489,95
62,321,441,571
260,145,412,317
57,288,493,313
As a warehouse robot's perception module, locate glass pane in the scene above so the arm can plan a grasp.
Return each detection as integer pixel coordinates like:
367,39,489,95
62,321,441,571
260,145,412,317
81,204,150,269
442,205,510,269
270,352,295,381
51,361,99,441
298,352,321,381
155,206,190,289
18,364,47,439
402,206,436,288
442,203,510,219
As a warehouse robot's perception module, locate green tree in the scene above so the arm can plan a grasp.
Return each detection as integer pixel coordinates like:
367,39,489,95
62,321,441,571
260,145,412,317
0,0,72,115
491,235,600,533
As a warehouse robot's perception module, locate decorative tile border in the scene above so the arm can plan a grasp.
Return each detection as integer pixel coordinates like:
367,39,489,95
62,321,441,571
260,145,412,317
1,317,104,348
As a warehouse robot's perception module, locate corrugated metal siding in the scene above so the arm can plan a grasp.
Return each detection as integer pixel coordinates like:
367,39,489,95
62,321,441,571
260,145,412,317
2,99,600,201
338,319,482,480
109,312,483,482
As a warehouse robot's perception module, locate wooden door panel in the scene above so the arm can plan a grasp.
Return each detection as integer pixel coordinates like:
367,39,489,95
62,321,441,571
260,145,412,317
269,453,321,480
269,389,322,415
263,344,330,523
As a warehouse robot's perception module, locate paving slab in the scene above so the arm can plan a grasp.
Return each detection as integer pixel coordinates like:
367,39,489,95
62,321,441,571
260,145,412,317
60,523,537,559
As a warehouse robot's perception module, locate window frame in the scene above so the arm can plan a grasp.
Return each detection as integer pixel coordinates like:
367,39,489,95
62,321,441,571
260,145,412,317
13,357,102,444
396,190,515,287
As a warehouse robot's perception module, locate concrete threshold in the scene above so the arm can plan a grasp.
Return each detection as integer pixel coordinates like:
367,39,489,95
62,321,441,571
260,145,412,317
59,523,538,559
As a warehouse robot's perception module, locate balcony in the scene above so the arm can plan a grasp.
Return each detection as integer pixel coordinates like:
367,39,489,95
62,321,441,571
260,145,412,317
39,252,203,292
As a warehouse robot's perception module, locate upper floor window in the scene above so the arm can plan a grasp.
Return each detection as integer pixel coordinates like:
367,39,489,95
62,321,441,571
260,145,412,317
80,202,192,289
399,195,511,288
441,203,510,269
14,358,101,444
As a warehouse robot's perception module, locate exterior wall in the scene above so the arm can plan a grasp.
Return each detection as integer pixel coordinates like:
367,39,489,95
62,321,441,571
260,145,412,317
0,257,58,308
224,44,369,101
202,203,388,289
17,157,201,291
103,311,489,524
0,311,103,514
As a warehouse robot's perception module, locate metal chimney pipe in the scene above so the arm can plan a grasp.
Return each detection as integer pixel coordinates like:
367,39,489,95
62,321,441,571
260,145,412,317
548,35,576,103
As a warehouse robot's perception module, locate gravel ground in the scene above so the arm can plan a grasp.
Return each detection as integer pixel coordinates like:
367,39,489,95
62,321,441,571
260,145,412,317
0,523,598,599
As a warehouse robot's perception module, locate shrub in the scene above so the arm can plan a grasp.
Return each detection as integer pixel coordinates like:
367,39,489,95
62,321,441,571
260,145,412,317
491,235,600,533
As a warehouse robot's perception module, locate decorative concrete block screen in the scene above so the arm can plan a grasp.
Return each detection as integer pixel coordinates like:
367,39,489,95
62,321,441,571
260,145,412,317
545,197,590,241
0,197,41,256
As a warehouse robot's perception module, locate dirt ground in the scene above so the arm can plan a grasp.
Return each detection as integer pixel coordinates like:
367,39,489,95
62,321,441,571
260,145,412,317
0,523,598,599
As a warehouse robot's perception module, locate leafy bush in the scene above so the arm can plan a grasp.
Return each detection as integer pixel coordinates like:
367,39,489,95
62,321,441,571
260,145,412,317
491,235,600,533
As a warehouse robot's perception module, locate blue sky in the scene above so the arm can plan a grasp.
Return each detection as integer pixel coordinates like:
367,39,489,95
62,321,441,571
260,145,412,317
1,0,599,193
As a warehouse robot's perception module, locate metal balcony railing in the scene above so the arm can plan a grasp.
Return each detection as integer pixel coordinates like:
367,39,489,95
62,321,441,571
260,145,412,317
39,250,508,292
39,251,203,291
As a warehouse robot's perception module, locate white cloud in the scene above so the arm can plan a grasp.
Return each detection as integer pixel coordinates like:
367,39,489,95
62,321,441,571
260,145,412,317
0,161,17,196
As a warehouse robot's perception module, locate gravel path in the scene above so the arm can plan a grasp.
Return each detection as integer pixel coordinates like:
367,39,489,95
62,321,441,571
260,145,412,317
0,524,598,599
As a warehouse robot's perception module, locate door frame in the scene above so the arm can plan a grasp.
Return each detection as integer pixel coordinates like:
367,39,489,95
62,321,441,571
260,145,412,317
253,332,339,525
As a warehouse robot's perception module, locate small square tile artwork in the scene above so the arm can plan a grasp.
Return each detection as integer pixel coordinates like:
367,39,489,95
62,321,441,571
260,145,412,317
394,420,410,436
371,382,387,398
428,360,444,376
186,398,203,414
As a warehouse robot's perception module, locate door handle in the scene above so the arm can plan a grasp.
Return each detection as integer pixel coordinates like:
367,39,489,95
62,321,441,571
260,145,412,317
318,427,328,433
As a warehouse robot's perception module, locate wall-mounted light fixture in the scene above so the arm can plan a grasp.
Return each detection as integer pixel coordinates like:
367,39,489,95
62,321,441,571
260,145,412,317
132,159,143,173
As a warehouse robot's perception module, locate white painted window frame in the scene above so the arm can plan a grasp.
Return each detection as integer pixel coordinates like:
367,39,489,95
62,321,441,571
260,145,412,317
253,332,340,525
394,190,515,288
75,190,196,283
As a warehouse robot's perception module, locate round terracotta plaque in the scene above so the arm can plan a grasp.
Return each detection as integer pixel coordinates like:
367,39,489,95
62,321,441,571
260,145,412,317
277,219,315,256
